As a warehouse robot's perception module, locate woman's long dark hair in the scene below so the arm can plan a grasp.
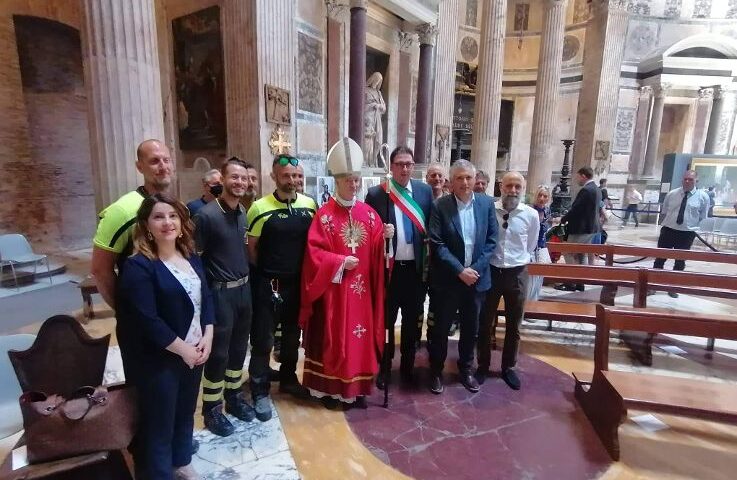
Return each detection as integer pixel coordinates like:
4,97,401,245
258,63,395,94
132,193,195,259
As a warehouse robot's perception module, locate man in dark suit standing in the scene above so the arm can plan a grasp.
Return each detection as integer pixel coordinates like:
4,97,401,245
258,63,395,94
428,159,498,394
556,166,601,291
366,146,433,387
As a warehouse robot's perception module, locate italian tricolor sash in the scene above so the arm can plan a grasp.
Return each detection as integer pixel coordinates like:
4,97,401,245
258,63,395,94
384,179,426,234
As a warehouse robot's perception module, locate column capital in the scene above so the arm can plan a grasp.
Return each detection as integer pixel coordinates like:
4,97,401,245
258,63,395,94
698,87,714,100
713,85,734,99
606,0,629,11
416,22,438,46
325,0,348,20
638,85,652,97
655,83,672,98
397,30,416,52
349,0,367,9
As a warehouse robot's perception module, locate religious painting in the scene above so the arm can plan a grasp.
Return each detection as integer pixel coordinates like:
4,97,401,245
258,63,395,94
359,177,381,201
265,84,291,125
317,176,335,206
298,32,323,115
514,3,530,32
172,6,227,151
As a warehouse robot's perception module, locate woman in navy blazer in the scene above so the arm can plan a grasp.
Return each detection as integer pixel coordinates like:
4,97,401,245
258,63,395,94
118,194,214,480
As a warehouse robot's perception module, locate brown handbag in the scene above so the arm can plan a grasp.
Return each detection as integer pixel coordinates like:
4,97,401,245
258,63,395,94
19,383,138,463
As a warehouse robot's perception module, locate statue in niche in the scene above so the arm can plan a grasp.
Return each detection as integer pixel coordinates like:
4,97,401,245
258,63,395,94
435,125,450,163
364,72,386,168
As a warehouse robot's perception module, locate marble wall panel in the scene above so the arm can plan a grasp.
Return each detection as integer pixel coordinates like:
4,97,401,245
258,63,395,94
514,3,530,31
297,0,325,28
297,121,325,154
611,153,631,173
573,0,589,23
624,20,659,61
465,0,478,27
692,0,712,18
614,108,636,153
297,32,323,115
664,0,682,17
728,0,737,19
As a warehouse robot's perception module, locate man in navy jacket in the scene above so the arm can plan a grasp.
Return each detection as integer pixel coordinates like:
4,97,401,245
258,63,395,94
365,146,433,387
428,159,498,395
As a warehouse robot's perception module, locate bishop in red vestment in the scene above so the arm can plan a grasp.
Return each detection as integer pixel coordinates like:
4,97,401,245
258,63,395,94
299,138,391,406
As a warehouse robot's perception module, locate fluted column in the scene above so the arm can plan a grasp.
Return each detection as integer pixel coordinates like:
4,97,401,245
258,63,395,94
414,23,438,163
642,84,668,178
82,0,165,209
572,0,629,177
431,0,460,165
396,31,415,146
705,86,736,155
348,0,367,145
527,0,567,193
326,1,348,146
470,0,507,176
691,87,714,154
628,86,652,178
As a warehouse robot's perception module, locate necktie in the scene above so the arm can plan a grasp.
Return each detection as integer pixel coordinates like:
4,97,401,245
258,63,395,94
403,212,414,243
676,191,690,225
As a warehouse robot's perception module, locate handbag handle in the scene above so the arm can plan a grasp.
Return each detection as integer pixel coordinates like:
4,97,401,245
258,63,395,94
60,386,109,421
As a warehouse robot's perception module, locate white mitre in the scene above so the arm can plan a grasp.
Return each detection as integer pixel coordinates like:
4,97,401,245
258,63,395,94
327,137,363,177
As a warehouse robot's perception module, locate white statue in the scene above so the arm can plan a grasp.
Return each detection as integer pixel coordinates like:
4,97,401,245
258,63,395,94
364,72,386,168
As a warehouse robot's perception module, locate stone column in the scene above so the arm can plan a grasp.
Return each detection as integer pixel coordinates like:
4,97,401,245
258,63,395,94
414,23,438,164
326,1,348,146
82,0,165,209
470,0,507,176
348,0,367,145
431,0,460,165
642,84,668,178
396,31,415,146
628,86,652,178
572,0,629,177
527,0,567,193
705,86,736,155
690,87,714,154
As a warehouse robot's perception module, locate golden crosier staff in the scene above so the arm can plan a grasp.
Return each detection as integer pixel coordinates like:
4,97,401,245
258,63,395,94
378,142,392,409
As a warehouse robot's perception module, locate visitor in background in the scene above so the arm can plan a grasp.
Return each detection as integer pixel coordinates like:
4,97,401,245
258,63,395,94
528,185,552,300
621,185,642,228
555,167,601,291
474,170,491,194
653,170,709,297
186,169,222,217
118,194,213,480
241,164,260,212
599,178,612,209
426,162,446,200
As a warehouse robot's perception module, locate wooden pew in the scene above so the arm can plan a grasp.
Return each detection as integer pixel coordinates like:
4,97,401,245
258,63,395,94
574,305,737,461
547,242,737,268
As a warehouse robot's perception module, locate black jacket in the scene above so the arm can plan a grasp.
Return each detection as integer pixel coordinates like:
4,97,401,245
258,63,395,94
561,180,601,235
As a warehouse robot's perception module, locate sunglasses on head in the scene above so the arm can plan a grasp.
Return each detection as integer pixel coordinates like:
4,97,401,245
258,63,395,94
275,155,299,167
502,213,509,230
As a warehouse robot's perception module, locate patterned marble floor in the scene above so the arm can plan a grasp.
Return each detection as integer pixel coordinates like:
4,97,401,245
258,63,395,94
104,347,300,480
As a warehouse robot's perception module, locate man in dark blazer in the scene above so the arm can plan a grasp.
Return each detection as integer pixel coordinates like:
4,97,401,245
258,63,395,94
365,146,433,387
557,166,601,291
428,159,498,394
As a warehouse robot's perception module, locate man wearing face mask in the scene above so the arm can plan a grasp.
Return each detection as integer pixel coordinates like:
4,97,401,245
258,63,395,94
247,155,316,402
476,171,539,391
187,169,223,216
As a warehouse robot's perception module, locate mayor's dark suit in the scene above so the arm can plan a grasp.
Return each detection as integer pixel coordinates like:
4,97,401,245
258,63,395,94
365,179,433,376
428,193,498,376
119,253,214,479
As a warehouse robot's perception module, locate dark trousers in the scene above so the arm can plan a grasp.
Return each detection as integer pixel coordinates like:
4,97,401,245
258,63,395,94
134,355,202,479
653,226,696,271
249,276,301,398
428,283,484,375
478,266,528,371
623,204,639,226
383,261,425,372
202,282,252,411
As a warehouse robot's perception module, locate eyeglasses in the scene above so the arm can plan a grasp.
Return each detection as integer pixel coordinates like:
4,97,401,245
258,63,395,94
275,155,299,167
502,213,509,230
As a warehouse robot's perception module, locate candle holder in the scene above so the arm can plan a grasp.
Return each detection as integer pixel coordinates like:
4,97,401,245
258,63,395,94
550,139,574,217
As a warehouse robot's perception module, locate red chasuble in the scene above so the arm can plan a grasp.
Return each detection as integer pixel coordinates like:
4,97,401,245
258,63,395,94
299,197,385,401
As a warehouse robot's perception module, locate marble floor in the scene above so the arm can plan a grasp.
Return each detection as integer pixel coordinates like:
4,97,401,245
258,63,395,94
2,225,737,479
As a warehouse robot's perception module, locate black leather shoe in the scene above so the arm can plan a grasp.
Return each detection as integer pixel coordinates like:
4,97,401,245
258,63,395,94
191,438,199,456
376,371,387,390
429,375,444,394
279,381,311,400
575,284,585,291
354,396,368,409
224,393,256,422
203,405,235,437
474,367,489,385
321,396,341,410
460,373,480,393
501,368,521,390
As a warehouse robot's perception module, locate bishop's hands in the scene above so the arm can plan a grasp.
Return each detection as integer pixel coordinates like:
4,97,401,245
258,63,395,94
458,267,480,286
383,223,395,239
344,256,360,270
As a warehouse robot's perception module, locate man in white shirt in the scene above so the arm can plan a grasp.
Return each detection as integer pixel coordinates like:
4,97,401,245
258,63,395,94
476,172,539,390
653,170,709,296
621,185,643,228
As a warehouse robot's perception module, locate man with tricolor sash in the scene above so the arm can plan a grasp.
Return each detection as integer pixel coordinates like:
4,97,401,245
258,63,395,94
366,146,433,388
